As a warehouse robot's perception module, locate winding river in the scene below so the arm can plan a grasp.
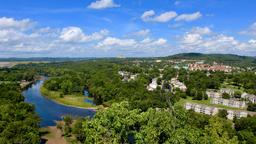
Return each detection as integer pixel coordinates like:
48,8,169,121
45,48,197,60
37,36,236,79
23,78,95,127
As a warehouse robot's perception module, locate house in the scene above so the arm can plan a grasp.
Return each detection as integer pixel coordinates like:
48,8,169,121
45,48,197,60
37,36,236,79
241,93,256,103
118,71,137,82
170,78,187,92
147,78,158,91
130,74,137,80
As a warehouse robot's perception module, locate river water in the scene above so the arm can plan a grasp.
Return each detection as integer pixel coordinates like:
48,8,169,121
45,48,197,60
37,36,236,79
23,79,95,127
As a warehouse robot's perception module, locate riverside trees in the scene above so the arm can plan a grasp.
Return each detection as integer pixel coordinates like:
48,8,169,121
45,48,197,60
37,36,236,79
0,83,40,143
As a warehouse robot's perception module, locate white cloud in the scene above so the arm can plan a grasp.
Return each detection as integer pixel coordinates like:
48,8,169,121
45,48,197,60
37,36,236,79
182,33,202,45
249,39,256,44
59,27,108,42
141,10,202,23
96,36,169,52
154,11,178,22
152,38,167,45
140,38,167,46
241,22,256,36
132,29,150,37
181,27,211,46
0,16,255,57
175,12,202,22
190,27,212,35
179,27,256,55
88,0,120,9
0,17,35,30
97,37,136,48
141,10,156,21
141,10,177,23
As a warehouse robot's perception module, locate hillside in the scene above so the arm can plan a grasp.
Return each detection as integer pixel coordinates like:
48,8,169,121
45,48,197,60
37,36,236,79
167,53,256,67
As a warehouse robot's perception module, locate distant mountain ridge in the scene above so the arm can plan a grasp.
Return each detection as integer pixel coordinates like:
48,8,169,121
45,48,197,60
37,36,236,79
167,53,256,67
0,53,255,67
0,57,95,62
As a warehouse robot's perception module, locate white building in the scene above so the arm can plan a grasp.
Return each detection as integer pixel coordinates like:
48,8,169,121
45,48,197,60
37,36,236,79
118,71,137,82
147,78,158,91
185,103,252,120
227,110,248,120
170,78,187,92
206,91,222,98
220,88,235,96
211,98,246,108
185,103,218,116
241,93,256,103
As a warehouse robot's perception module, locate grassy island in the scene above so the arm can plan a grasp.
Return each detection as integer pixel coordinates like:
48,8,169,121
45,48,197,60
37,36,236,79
40,86,96,109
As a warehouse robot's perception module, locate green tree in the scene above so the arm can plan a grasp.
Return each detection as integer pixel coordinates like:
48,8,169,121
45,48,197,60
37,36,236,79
217,109,228,119
203,117,239,144
222,93,230,99
60,80,73,94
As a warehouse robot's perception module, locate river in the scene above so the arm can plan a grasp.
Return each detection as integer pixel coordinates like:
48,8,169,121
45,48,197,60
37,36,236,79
22,78,96,127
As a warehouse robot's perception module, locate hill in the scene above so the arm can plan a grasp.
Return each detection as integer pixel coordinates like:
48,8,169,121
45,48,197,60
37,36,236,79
167,53,256,67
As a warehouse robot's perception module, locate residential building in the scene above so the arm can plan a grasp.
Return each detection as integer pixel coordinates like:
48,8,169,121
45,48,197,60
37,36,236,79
227,110,248,120
185,103,218,116
188,63,232,72
170,78,187,92
241,93,256,103
211,98,246,108
220,88,235,96
206,90,222,98
118,71,137,82
147,78,158,91
184,103,253,120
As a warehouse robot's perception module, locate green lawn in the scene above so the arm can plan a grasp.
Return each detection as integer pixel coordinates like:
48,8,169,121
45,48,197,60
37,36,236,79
40,86,96,109
221,81,245,93
175,97,246,110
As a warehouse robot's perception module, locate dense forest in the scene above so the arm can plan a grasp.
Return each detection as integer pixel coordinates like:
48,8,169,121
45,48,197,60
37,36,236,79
1,55,256,143
0,69,40,143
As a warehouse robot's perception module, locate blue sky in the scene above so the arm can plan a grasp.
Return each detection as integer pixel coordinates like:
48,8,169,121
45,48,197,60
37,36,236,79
0,0,255,57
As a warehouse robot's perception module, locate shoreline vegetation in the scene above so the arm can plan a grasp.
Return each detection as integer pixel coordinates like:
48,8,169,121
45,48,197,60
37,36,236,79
40,86,98,110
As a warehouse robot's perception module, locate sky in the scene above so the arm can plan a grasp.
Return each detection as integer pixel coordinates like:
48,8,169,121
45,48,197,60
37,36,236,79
0,0,255,58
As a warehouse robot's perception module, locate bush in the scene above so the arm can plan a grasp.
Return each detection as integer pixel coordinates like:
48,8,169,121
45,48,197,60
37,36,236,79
56,122,62,130
217,109,228,119
247,103,256,112
234,91,241,99
222,93,230,99
59,93,64,98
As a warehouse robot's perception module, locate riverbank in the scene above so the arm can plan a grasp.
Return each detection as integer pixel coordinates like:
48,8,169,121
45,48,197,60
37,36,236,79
40,126,67,144
40,86,97,110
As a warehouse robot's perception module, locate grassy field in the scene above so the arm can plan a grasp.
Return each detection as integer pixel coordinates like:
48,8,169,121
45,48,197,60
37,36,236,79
175,97,246,110
0,61,49,68
40,86,96,109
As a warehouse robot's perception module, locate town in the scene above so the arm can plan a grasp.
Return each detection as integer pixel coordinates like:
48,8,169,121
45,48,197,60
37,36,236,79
118,58,256,120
